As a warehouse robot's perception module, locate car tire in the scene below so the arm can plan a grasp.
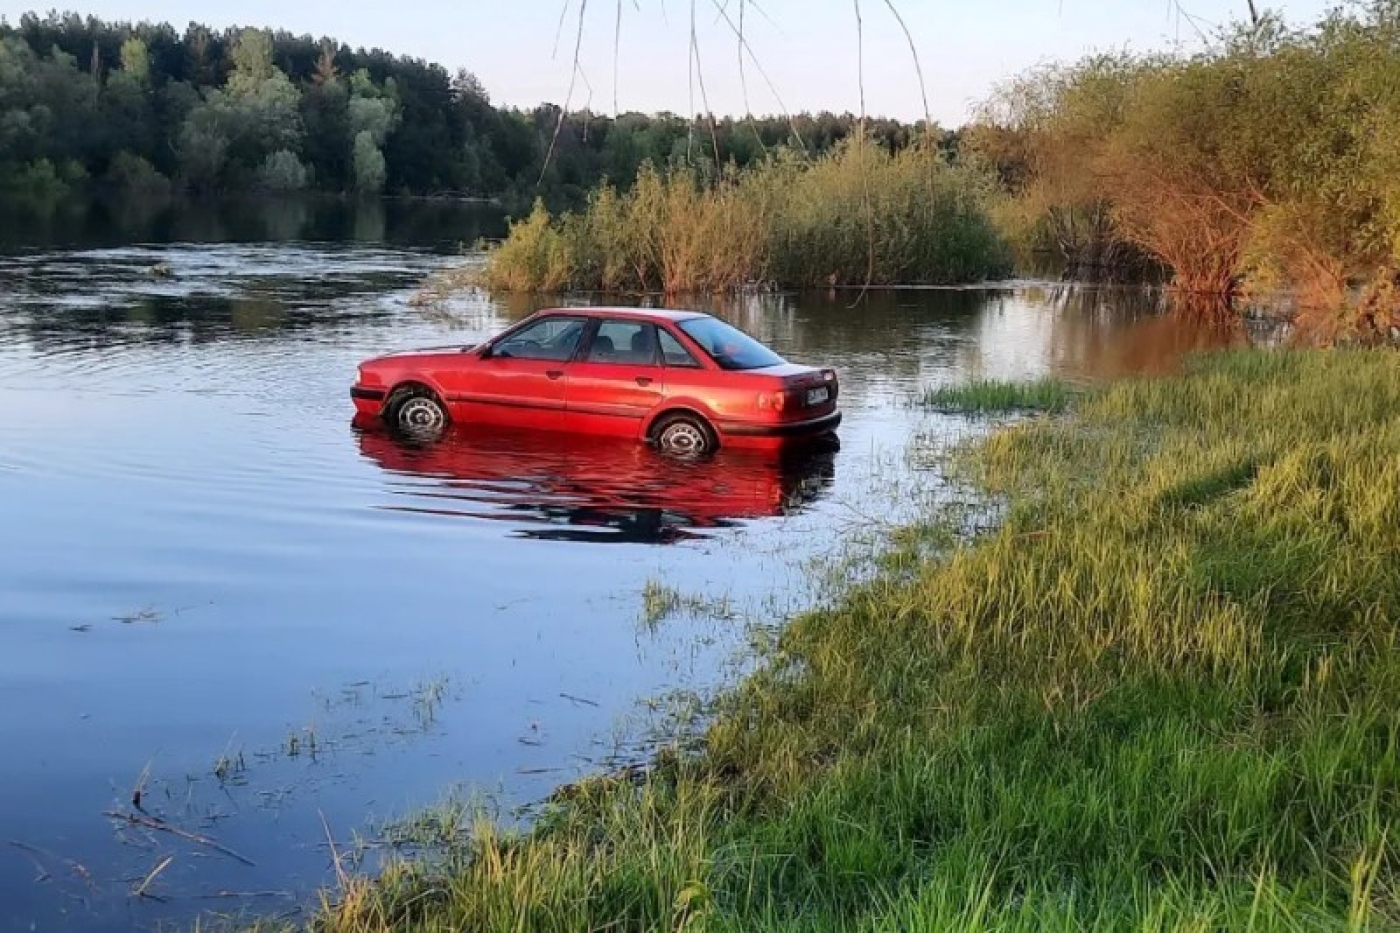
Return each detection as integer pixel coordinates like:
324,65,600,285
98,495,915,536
386,387,449,438
653,412,717,457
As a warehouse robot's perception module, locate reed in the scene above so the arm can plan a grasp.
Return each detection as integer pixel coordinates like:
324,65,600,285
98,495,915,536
472,139,1012,294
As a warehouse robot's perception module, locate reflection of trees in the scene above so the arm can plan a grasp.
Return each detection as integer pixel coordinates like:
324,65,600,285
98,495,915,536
350,199,386,243
1038,286,1247,380
0,196,506,251
260,198,310,241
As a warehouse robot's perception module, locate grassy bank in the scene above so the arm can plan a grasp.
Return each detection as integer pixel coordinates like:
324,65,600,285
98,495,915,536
468,139,1012,294
298,350,1400,931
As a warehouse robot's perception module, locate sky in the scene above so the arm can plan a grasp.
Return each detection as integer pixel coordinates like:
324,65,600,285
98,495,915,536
0,0,1340,125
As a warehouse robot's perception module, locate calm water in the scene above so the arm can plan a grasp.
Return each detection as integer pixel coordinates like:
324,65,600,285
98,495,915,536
0,202,1247,931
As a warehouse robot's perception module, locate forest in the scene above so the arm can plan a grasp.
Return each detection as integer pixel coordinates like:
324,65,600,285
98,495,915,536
0,12,937,211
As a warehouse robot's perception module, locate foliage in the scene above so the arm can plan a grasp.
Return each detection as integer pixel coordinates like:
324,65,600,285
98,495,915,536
256,149,311,192
285,350,1400,931
968,4,1400,338
474,139,1012,293
104,150,170,196
0,12,941,206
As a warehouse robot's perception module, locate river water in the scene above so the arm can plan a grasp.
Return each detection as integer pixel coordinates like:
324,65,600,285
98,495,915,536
0,199,1248,931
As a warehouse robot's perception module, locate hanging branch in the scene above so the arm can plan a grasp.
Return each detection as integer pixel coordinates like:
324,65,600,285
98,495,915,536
540,0,590,186
690,0,723,166
880,0,932,139
853,0,876,297
706,0,808,152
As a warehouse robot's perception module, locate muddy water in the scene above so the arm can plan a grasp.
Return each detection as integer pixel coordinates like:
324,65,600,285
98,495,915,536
0,209,1249,931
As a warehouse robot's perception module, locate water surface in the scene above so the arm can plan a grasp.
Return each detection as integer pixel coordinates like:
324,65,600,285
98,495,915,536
0,205,1247,931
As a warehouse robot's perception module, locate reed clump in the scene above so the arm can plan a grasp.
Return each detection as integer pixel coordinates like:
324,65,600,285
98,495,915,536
921,376,1078,413
473,139,1012,294
289,349,1400,931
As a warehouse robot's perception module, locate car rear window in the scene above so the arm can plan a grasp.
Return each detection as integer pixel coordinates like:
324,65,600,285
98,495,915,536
658,329,702,368
677,317,784,371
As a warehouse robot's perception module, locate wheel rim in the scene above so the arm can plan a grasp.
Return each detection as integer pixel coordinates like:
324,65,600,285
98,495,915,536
659,421,709,455
398,396,446,433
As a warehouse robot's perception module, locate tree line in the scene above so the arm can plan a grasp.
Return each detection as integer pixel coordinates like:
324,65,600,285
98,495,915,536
0,12,943,210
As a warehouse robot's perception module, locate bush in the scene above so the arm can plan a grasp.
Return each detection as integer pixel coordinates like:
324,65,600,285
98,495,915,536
0,158,72,204
968,4,1400,338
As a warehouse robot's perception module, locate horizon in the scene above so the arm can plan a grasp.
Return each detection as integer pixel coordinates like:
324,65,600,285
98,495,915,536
0,1,1338,125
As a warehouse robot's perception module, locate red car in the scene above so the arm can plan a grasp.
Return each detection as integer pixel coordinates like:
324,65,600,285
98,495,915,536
350,307,841,455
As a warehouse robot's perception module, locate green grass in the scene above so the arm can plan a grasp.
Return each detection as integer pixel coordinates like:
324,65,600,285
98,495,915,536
921,377,1078,414
284,349,1400,931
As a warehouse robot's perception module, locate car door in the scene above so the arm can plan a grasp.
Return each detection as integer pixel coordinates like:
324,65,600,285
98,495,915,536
564,319,666,437
450,315,588,430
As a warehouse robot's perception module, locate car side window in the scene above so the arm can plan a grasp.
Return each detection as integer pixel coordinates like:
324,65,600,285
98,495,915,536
586,320,661,365
658,329,703,368
492,317,586,362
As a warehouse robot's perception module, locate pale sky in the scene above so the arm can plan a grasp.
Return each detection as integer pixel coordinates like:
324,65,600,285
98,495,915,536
0,1,1339,125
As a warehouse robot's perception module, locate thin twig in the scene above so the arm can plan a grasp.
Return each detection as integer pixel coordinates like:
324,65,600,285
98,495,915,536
104,811,255,867
193,890,296,900
8,841,52,882
320,810,349,890
560,692,600,706
133,855,174,899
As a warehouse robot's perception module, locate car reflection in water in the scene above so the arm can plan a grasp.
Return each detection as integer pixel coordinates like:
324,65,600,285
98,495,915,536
352,415,838,544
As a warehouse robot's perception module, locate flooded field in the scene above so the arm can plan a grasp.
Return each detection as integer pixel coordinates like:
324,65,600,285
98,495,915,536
0,205,1249,931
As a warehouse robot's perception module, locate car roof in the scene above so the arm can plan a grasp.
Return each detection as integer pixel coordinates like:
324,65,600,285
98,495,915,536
533,307,709,323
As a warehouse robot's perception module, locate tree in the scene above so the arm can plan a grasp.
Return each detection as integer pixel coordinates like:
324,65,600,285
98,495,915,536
352,130,387,193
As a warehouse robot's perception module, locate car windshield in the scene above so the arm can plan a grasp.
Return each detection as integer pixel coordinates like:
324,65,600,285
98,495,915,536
677,317,784,371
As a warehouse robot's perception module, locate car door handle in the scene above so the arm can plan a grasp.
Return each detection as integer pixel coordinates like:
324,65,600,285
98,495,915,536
635,376,653,386
546,370,564,380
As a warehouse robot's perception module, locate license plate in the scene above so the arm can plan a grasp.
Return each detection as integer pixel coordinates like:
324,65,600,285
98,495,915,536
806,387,830,406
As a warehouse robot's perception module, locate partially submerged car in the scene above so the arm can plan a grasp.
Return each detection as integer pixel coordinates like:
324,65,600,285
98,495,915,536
350,307,841,455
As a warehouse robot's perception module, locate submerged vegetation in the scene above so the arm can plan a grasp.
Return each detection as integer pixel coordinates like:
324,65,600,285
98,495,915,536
968,2,1400,338
473,139,1012,293
281,349,1400,930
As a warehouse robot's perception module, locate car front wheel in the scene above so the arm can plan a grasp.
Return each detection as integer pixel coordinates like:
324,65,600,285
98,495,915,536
654,413,716,457
387,388,449,437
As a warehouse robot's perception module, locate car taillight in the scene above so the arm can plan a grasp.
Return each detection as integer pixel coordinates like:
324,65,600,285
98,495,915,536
757,392,788,412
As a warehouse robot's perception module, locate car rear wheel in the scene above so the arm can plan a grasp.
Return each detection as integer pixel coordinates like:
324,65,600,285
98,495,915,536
387,387,449,437
654,413,716,457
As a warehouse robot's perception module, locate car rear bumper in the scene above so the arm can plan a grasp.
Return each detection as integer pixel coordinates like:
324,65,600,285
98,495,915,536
718,411,842,438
